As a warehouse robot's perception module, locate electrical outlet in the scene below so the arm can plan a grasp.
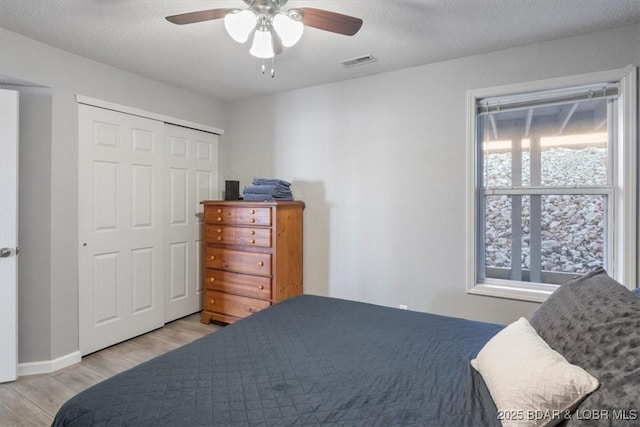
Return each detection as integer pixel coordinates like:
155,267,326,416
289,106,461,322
399,304,408,310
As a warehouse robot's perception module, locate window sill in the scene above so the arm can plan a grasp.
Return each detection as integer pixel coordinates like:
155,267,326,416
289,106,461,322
467,280,557,303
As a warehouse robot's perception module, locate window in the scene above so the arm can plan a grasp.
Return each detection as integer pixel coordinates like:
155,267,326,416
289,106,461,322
466,68,637,302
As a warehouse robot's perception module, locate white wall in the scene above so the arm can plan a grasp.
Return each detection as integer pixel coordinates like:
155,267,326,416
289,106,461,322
0,28,228,363
224,24,640,324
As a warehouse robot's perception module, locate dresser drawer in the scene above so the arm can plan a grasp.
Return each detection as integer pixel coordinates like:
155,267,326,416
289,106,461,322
235,207,271,226
204,290,270,318
204,226,271,247
204,206,234,224
205,269,271,300
205,247,272,276
204,225,236,244
235,227,271,247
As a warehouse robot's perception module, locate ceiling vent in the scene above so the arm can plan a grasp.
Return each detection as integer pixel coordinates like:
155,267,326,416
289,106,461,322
339,54,377,68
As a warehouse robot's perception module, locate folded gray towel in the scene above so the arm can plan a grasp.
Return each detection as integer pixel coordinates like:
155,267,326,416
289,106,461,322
243,193,293,202
252,178,291,187
243,184,292,198
243,184,279,195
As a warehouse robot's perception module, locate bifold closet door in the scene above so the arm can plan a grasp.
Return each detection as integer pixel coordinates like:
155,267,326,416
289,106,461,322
79,105,165,355
164,124,218,322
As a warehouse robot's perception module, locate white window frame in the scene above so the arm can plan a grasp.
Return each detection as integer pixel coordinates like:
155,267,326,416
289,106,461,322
465,66,637,302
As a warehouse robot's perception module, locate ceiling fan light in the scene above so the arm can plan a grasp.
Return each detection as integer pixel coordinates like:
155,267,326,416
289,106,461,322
224,10,256,43
272,13,304,47
249,29,275,59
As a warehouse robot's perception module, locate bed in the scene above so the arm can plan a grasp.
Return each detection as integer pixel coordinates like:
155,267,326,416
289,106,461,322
53,295,503,426
53,268,640,426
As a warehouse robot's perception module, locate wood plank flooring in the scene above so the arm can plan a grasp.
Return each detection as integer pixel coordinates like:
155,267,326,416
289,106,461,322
0,313,220,427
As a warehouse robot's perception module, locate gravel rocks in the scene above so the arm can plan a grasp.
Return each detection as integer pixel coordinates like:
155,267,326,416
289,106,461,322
484,147,606,274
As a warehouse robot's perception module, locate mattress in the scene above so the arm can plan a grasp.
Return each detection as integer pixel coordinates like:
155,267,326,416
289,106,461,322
53,295,503,426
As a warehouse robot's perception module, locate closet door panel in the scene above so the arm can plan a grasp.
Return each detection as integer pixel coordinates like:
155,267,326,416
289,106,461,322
79,105,164,355
164,124,219,322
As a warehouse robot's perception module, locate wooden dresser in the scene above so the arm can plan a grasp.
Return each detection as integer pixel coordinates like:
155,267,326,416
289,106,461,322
200,200,305,324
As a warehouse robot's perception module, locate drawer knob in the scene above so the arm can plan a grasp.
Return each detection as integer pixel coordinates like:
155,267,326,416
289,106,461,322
248,307,258,313
258,261,264,267
258,285,264,290
217,217,222,222
250,230,255,235
250,218,256,223
217,228,222,233
210,299,215,304
210,255,216,261
209,277,215,283
250,239,255,244
250,209,256,214
217,236,222,241
217,209,222,214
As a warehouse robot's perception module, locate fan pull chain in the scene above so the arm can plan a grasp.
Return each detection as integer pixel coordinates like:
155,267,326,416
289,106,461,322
259,59,275,78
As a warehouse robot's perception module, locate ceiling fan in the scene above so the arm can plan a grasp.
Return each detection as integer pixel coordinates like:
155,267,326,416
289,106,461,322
166,0,363,75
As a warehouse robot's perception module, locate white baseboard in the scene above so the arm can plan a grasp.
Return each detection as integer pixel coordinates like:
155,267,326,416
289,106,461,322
18,351,82,376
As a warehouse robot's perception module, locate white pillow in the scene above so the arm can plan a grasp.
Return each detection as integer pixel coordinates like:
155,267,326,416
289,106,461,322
471,317,599,427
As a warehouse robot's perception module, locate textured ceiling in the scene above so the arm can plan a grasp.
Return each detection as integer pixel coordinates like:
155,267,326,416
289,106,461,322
1,0,639,101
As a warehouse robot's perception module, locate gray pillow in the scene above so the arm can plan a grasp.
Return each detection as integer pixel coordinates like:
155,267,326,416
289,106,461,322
530,268,640,426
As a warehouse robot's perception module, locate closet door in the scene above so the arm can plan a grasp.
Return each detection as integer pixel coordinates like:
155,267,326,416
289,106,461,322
165,124,218,322
78,105,164,355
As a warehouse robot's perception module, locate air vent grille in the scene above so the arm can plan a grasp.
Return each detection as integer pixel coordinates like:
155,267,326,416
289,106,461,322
339,54,377,68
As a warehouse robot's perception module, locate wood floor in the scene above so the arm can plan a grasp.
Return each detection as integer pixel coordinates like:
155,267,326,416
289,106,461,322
0,313,220,427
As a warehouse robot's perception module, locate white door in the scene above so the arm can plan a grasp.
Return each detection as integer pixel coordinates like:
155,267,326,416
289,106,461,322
165,124,218,322
0,89,19,382
78,105,165,355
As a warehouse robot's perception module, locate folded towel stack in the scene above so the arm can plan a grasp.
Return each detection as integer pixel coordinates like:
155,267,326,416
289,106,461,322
242,178,293,201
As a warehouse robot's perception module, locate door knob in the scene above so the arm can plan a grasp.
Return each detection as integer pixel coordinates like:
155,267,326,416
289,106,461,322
0,248,13,258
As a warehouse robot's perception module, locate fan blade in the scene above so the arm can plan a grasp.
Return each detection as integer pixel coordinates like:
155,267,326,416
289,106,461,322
296,8,363,36
166,9,229,25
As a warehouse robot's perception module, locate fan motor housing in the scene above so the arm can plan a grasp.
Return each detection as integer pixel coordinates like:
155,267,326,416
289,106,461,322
246,0,289,9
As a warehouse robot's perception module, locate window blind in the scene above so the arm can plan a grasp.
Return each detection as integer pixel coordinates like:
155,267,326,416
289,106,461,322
477,82,619,116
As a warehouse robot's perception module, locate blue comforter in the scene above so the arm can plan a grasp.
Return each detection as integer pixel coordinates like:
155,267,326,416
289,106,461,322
53,295,502,426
